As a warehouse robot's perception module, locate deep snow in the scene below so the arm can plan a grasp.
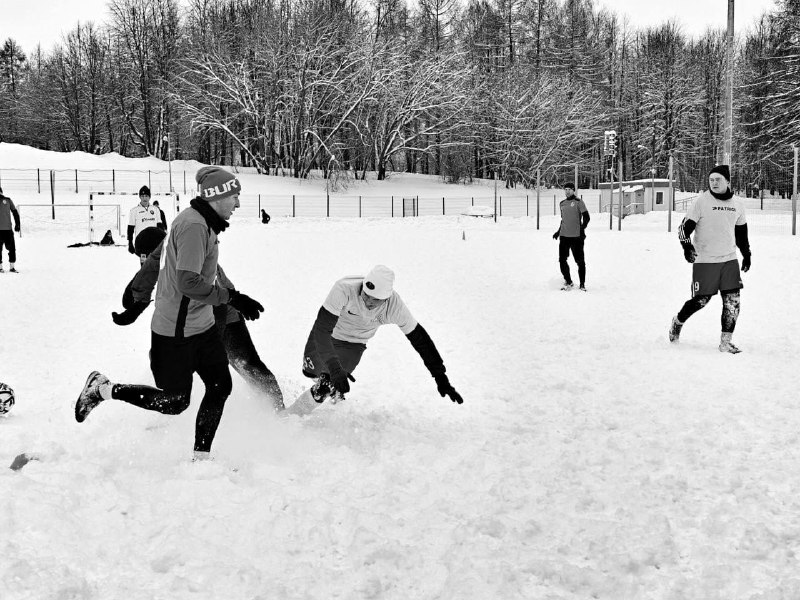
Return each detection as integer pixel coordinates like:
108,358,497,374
1,144,800,600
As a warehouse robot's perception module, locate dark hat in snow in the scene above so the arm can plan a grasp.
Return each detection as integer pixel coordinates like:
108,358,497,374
139,185,151,196
196,166,241,202
709,165,730,181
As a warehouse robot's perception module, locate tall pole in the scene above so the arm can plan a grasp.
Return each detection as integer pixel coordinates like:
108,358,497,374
536,167,541,230
792,145,798,236
723,0,735,166
668,154,674,233
617,158,623,231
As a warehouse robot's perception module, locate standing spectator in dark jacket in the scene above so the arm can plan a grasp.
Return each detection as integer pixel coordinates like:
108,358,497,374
552,183,590,291
152,200,168,231
0,187,20,273
75,167,265,459
669,165,751,353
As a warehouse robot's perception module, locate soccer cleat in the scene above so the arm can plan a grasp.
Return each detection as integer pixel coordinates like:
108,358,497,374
9,268,17,273
668,316,684,343
719,333,741,354
560,282,574,291
579,285,587,292
310,373,332,403
75,371,110,422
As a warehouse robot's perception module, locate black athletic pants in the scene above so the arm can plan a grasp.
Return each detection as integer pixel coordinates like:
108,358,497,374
559,236,585,286
677,290,741,333
111,327,232,452
223,319,285,411
0,230,16,263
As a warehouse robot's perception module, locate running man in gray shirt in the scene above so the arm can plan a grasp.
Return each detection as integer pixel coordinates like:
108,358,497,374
552,183,590,291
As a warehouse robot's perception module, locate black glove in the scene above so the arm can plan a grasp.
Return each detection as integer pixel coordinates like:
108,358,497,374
741,253,751,273
682,244,697,264
121,281,134,310
128,241,135,254
552,230,560,240
112,301,149,326
580,228,586,240
228,289,264,321
14,224,20,233
327,359,355,395
434,373,463,404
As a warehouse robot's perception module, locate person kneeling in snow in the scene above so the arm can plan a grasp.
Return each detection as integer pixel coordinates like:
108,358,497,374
288,265,462,415
111,227,285,413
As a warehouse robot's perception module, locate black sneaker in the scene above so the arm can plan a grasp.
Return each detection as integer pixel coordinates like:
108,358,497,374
579,285,587,292
311,373,332,403
75,371,110,422
9,268,17,273
560,282,574,291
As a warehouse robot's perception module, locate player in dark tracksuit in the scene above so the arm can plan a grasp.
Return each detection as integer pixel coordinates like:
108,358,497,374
0,187,21,273
110,227,285,412
75,167,266,458
552,183,590,291
669,164,751,353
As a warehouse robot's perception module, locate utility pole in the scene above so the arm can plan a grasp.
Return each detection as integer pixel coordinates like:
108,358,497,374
723,0,735,166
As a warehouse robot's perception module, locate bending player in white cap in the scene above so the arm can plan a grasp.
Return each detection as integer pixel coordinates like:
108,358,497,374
287,265,463,415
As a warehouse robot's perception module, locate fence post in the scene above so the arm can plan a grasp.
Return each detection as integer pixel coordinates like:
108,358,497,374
499,196,502,217
258,194,261,217
574,164,579,192
148,170,151,189
536,167,541,230
442,197,445,216
75,169,78,193
113,169,116,193
553,194,556,215
37,168,41,193
526,194,529,217
359,195,362,218
793,145,798,236
89,193,94,243
183,171,187,194
293,194,296,218
50,170,55,219
416,195,419,217
391,195,394,218
327,193,330,217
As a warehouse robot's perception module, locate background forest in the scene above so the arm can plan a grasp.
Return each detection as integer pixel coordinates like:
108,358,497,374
0,0,798,193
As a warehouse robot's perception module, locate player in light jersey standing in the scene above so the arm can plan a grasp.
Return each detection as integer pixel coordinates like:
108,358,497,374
287,265,463,415
669,165,751,353
127,186,160,262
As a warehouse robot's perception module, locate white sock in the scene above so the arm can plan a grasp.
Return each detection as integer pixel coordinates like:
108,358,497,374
99,383,113,400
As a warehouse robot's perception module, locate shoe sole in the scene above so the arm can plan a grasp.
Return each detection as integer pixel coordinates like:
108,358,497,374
75,371,103,423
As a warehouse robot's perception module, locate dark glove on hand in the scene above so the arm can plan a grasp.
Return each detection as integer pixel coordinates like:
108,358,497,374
741,253,751,272
228,289,264,321
112,301,148,326
327,360,355,395
14,224,20,232
683,244,697,264
552,230,560,240
434,373,463,404
580,228,586,240
128,242,135,255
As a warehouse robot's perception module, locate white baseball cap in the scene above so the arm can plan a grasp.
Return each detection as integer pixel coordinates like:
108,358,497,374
363,265,395,299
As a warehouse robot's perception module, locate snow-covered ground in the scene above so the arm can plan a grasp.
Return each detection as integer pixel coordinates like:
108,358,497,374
1,145,800,599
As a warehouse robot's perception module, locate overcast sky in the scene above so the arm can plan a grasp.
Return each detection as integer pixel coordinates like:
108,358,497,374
0,0,780,56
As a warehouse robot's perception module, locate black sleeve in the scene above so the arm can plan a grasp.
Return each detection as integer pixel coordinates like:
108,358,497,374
735,223,750,256
311,306,341,369
159,211,167,230
679,218,696,248
11,208,20,229
581,212,590,228
127,224,135,241
406,324,445,378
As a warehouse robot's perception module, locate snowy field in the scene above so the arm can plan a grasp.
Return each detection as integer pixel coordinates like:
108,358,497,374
2,146,800,599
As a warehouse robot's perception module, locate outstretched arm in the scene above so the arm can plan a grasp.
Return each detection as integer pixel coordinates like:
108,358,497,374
406,324,463,404
678,218,697,263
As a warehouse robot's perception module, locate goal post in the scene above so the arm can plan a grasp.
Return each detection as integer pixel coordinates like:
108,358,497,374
17,203,121,241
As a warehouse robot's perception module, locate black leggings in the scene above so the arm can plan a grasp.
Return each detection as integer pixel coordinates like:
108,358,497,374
559,237,585,285
0,230,16,263
223,320,285,411
677,290,740,333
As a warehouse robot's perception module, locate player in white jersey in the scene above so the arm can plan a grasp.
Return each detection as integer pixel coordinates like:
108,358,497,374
127,186,160,262
287,265,463,415
669,165,752,353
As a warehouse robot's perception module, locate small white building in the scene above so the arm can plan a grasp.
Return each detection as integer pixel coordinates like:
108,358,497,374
599,178,675,214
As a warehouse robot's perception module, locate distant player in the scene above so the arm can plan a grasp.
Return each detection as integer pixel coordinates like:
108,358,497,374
669,165,751,353
152,200,168,231
287,265,463,415
127,186,160,262
552,183,590,291
0,186,21,273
